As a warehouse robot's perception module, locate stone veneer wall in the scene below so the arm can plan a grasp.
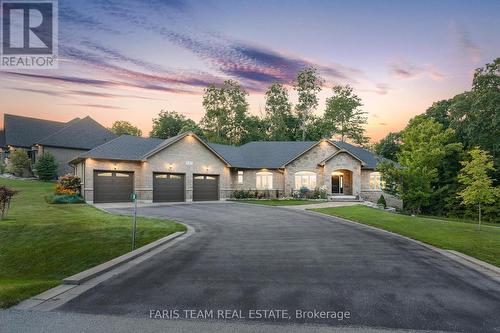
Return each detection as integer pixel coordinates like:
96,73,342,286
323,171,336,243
78,135,231,203
360,169,403,209
285,141,339,196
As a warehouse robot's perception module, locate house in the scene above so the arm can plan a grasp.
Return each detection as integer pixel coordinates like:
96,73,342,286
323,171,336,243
69,131,401,207
0,114,116,176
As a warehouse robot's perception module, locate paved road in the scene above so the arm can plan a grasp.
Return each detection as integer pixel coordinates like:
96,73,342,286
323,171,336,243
59,203,500,332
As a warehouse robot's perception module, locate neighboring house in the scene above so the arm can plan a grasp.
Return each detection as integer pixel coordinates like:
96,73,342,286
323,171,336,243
69,131,401,208
0,114,116,176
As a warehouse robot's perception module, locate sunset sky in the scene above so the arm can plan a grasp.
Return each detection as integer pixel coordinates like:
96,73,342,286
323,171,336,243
1,0,499,142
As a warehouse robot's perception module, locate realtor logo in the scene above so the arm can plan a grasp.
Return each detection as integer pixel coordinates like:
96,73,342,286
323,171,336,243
1,0,58,69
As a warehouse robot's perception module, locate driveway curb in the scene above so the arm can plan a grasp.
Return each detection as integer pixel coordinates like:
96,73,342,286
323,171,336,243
63,230,186,285
305,209,500,283
14,224,195,311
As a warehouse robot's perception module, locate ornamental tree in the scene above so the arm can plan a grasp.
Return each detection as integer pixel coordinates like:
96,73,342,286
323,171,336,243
458,148,498,230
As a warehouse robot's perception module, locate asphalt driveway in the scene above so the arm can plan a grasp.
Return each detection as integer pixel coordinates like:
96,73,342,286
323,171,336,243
59,203,500,332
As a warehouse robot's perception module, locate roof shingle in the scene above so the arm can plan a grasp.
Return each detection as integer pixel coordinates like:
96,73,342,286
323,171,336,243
2,114,68,148
36,116,116,150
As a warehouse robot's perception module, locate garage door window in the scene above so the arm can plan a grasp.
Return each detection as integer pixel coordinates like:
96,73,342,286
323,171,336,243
115,173,130,177
170,174,182,180
97,172,112,177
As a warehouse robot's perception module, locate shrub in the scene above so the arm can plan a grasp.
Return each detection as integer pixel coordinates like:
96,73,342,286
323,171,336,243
47,194,85,204
34,152,58,180
0,186,18,219
231,190,256,199
55,174,81,195
377,194,387,208
7,149,30,177
0,160,5,174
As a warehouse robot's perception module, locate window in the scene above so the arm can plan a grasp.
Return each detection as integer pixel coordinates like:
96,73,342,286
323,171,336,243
97,172,112,177
115,173,130,177
256,172,273,190
295,171,317,189
369,172,383,190
237,171,243,184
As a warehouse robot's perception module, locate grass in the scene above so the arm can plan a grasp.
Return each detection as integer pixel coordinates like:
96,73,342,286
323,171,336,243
311,205,500,267
0,178,186,308
230,199,324,206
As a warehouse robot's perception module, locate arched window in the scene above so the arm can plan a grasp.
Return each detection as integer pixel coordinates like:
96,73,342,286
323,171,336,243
295,171,317,189
369,172,383,190
256,172,273,189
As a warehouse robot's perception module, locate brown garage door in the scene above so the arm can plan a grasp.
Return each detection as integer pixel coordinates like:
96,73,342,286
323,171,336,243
153,173,185,202
193,174,219,201
94,171,134,203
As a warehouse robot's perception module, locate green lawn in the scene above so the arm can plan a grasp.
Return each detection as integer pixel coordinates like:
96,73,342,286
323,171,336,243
311,205,500,267
0,178,186,308
231,199,324,206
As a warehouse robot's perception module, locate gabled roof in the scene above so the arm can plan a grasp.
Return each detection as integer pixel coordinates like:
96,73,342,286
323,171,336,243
143,132,230,165
36,116,117,150
70,130,385,170
332,140,383,169
74,132,232,165
208,141,317,169
75,135,165,162
2,114,69,148
318,149,366,166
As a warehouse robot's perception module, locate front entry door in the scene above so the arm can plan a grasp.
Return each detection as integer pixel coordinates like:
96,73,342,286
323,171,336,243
332,175,343,194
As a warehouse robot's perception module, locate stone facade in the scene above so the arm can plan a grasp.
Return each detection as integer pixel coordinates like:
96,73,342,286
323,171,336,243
359,169,403,209
76,135,231,203
75,137,397,205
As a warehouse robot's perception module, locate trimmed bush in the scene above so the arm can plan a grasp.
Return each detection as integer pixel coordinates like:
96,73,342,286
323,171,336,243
47,194,85,204
377,194,387,208
55,174,81,195
34,153,58,180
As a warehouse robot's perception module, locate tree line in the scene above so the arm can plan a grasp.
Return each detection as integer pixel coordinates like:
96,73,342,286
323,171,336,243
375,58,499,223
110,67,369,145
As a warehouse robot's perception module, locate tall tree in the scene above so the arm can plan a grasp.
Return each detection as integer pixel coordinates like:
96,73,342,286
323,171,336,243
324,85,369,144
378,116,458,214
110,120,142,136
294,67,323,141
458,148,499,229
374,132,401,161
150,110,195,139
264,83,296,140
447,58,500,181
200,80,249,145
241,115,267,144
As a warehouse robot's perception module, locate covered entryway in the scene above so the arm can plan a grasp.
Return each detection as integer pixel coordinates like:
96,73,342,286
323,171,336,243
331,169,353,195
153,173,185,202
193,174,219,201
93,171,134,203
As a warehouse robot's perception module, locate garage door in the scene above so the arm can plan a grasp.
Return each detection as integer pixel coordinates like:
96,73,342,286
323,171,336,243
153,173,185,202
193,174,219,201
93,171,134,203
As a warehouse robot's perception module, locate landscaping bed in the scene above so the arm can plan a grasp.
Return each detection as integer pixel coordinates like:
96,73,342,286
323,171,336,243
311,205,500,267
231,199,326,206
0,178,186,308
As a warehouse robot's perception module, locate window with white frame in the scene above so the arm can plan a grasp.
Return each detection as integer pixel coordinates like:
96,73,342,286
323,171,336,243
295,171,317,189
256,172,273,190
369,172,383,190
237,170,244,184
